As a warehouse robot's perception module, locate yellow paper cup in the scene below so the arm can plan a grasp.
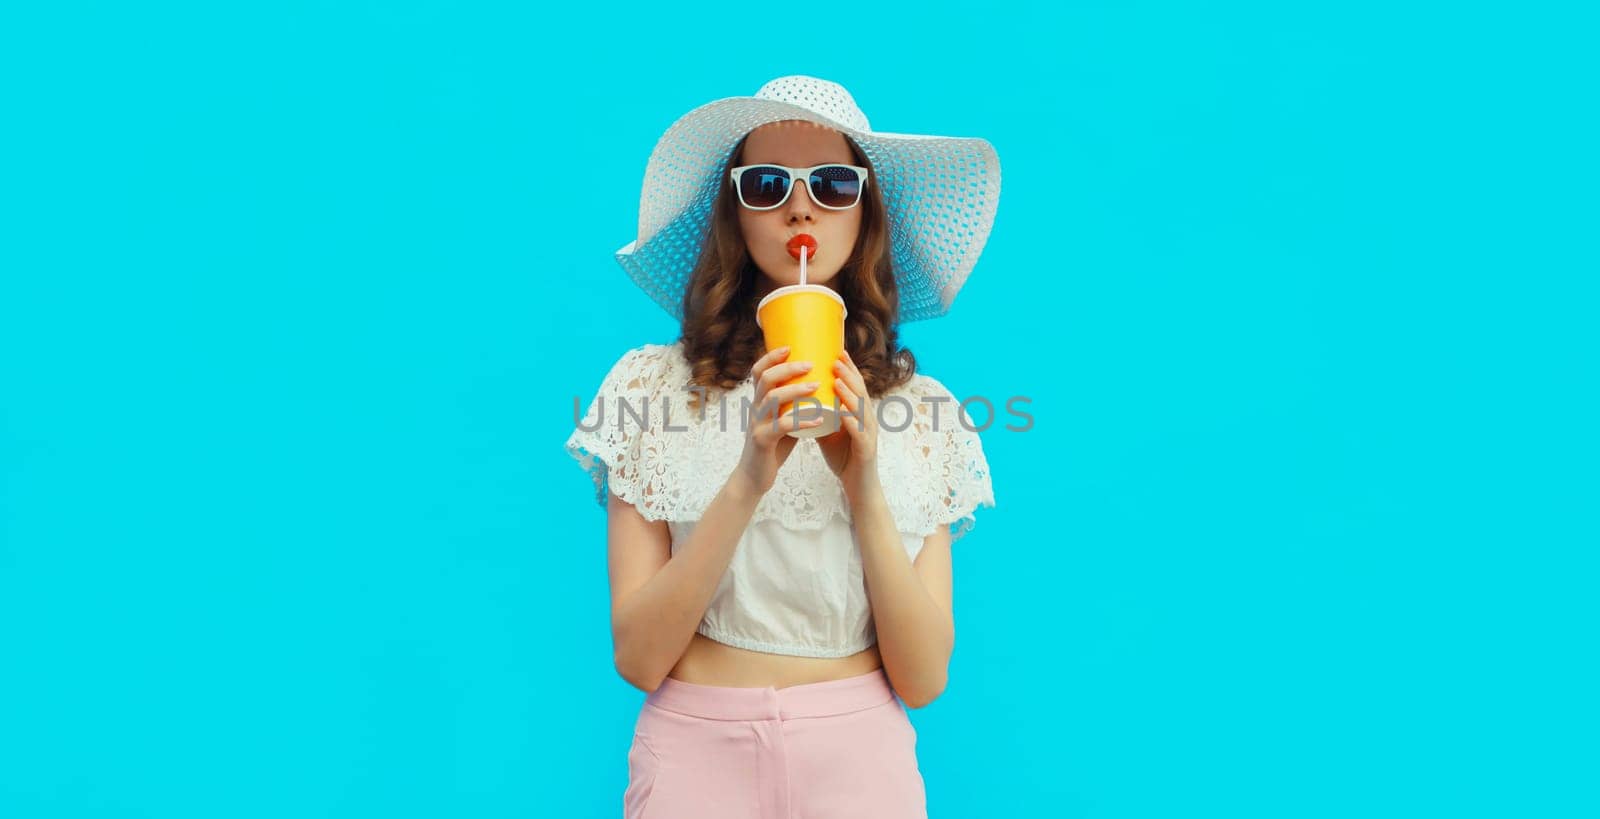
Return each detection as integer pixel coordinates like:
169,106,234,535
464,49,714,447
756,284,848,439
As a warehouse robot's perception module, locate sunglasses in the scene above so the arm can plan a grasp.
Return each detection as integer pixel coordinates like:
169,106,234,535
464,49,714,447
729,164,870,211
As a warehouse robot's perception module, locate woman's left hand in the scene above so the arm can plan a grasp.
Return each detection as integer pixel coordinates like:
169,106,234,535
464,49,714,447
818,348,880,501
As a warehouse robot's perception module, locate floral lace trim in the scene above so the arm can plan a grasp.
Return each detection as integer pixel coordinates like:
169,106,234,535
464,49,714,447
565,341,996,540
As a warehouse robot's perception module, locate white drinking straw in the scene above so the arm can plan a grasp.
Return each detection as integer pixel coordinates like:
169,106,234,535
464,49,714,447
799,242,807,286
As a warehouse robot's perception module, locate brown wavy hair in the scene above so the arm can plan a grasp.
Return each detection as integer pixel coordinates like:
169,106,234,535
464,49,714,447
677,129,916,407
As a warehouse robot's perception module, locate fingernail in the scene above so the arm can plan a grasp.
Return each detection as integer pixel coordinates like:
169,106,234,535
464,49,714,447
800,362,812,370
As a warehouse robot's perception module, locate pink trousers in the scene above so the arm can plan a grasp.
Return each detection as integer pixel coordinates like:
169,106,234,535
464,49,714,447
623,668,927,818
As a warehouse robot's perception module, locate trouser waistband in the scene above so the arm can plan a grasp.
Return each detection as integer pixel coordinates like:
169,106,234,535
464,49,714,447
644,668,896,721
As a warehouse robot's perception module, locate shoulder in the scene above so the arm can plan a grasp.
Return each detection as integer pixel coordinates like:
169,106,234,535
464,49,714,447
892,371,956,399
877,368,997,541
607,339,685,370
883,371,977,429
596,340,690,393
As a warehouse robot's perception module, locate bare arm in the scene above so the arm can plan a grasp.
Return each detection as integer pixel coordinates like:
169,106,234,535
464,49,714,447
851,475,955,709
606,476,763,692
606,344,827,692
821,350,955,708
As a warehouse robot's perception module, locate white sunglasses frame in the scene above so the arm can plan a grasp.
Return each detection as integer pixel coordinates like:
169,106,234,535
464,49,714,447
728,164,871,211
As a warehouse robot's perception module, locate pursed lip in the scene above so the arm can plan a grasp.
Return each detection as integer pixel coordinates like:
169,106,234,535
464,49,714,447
785,233,818,261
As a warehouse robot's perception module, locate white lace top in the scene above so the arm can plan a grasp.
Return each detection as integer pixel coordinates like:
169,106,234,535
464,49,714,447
564,341,996,658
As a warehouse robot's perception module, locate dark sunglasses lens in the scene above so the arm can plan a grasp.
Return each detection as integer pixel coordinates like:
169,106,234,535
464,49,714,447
739,166,791,208
809,166,862,207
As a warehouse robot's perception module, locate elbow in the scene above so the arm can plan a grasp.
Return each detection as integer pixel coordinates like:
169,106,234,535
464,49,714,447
898,676,948,710
613,647,665,694
611,617,658,693
614,654,662,693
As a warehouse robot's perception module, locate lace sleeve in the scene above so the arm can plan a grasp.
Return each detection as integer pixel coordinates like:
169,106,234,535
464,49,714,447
564,344,672,512
906,374,997,542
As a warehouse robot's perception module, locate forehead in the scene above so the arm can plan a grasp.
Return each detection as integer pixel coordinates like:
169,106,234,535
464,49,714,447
740,120,854,166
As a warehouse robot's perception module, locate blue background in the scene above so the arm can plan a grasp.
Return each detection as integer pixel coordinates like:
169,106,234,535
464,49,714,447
2,1,1595,817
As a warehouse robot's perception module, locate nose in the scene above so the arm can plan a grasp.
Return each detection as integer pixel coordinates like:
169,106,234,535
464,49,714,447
784,173,815,224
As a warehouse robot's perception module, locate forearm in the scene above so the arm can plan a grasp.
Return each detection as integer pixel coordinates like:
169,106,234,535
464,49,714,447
851,476,954,708
612,474,761,691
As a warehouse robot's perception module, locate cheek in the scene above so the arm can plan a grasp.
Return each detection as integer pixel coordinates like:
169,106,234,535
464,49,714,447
748,219,793,257
740,213,779,245
833,217,862,254
738,220,767,257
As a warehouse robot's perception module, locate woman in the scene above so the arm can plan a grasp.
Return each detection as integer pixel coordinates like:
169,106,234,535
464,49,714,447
566,75,1000,819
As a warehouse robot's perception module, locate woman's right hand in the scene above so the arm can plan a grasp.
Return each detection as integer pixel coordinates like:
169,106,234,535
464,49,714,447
732,345,828,498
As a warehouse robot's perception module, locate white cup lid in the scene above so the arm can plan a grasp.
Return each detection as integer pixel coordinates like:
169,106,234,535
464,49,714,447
756,285,847,328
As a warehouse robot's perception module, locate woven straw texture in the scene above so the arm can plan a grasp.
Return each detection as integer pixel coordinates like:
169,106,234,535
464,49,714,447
616,75,1001,324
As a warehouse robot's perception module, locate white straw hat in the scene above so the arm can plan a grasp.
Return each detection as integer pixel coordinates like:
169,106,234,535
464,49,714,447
615,75,1001,323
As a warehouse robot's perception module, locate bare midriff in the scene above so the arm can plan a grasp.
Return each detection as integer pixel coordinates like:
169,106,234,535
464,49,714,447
666,632,883,690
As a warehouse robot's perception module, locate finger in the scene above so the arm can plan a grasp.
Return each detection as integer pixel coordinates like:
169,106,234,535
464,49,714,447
758,345,790,368
752,403,790,441
832,380,857,435
755,381,820,420
783,412,828,433
834,356,868,398
834,375,869,418
754,357,808,405
750,345,790,382
832,379,862,433
832,354,861,393
755,404,826,442
779,359,817,382
833,377,855,409
775,399,830,434
760,416,825,445
771,380,822,406
760,359,814,393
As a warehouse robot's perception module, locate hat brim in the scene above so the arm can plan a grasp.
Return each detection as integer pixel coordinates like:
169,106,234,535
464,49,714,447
617,95,1001,323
